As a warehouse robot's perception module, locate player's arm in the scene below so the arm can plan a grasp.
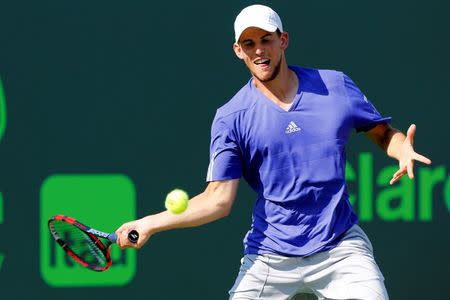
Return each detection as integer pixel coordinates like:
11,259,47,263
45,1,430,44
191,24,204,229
365,123,431,185
116,179,239,249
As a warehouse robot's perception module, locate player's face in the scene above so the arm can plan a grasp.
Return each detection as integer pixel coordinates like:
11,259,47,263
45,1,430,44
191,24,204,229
233,27,288,82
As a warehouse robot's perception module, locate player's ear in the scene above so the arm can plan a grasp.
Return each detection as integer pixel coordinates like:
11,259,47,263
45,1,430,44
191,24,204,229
280,31,289,50
233,43,245,60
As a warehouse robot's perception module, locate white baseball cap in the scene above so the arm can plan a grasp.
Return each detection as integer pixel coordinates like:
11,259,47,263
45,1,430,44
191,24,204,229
234,4,283,43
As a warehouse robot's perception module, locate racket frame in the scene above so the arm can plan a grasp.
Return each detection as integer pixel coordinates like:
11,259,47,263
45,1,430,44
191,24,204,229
48,215,115,272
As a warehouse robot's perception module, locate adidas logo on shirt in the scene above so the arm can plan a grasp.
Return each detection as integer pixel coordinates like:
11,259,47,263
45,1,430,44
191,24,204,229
285,121,301,134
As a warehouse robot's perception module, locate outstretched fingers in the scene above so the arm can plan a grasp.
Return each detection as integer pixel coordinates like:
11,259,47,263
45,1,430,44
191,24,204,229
390,166,406,185
406,124,416,144
413,152,432,165
390,124,431,185
406,160,414,179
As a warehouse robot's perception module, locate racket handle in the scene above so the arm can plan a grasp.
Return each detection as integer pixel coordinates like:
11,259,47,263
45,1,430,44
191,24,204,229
128,230,139,244
108,233,118,243
108,230,138,244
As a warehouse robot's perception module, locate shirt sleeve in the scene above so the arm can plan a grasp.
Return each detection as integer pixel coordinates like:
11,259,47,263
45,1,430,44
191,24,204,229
206,114,243,182
344,73,392,132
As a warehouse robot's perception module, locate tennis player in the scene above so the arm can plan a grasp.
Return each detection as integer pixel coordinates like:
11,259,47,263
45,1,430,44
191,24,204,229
116,4,431,299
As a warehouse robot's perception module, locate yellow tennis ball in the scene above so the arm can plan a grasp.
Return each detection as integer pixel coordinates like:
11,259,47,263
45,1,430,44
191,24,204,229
165,189,189,214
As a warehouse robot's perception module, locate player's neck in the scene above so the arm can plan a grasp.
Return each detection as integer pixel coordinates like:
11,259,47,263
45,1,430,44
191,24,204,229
253,63,298,111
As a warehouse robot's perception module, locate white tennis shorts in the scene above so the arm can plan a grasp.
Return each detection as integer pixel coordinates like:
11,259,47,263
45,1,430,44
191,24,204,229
228,225,389,300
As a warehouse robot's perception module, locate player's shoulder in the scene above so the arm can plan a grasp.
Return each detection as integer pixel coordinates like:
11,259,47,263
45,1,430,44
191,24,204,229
294,65,346,86
214,81,257,121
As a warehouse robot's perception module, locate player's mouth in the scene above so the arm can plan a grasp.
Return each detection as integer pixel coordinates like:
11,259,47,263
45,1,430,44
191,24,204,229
254,58,271,69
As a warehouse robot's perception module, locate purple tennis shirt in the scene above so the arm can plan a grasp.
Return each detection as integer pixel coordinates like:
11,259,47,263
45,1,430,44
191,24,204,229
206,66,391,256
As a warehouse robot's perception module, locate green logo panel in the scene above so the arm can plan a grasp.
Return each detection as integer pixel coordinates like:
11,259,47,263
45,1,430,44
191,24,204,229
40,174,136,287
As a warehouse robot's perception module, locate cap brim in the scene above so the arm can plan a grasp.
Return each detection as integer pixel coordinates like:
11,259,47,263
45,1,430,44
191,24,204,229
235,23,278,42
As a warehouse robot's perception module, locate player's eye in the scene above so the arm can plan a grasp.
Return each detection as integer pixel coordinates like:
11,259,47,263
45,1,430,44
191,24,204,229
242,41,255,48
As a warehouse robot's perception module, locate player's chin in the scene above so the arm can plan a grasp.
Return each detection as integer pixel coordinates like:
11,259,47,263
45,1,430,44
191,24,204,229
255,64,271,74
254,71,275,82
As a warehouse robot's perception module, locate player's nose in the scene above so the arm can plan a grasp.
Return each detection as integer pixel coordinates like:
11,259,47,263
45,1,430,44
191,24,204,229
255,45,265,56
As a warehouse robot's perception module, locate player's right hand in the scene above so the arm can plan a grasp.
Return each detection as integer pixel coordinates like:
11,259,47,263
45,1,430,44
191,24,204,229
115,218,152,249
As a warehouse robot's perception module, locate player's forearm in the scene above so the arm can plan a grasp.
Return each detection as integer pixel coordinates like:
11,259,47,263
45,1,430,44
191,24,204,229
143,193,229,233
140,181,238,235
368,125,405,160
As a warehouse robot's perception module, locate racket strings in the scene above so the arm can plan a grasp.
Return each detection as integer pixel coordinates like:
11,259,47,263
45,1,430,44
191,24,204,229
51,220,110,268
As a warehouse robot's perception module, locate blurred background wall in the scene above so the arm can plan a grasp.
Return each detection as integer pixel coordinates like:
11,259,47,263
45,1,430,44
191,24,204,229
0,0,448,299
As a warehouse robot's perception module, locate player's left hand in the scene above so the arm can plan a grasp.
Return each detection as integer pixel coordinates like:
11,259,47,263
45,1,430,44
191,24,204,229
390,124,432,185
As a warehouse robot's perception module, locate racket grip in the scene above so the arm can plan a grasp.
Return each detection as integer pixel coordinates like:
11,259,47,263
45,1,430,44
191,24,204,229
128,230,139,244
108,233,118,243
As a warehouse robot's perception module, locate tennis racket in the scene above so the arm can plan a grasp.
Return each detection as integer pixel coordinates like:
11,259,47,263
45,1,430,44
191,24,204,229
48,214,139,272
